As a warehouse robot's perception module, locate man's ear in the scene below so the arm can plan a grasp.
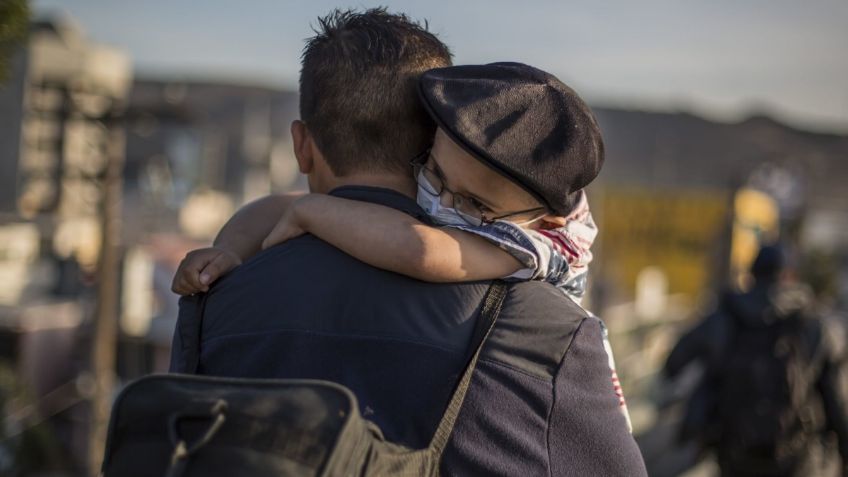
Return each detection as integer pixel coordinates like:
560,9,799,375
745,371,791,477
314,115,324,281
291,120,313,174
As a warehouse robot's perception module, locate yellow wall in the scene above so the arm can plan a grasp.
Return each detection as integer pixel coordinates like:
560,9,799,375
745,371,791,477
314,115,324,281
597,187,730,297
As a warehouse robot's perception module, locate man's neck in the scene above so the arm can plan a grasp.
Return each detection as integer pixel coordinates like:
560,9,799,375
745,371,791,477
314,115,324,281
322,172,416,199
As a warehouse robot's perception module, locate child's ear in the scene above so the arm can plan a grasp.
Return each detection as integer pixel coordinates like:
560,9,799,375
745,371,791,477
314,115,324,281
538,214,567,230
291,120,314,174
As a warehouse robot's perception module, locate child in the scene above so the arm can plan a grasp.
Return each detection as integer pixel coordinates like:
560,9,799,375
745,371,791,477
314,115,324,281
259,127,598,305
174,62,602,307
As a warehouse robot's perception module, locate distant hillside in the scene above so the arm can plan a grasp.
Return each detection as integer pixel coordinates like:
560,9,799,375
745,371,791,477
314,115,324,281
592,107,848,214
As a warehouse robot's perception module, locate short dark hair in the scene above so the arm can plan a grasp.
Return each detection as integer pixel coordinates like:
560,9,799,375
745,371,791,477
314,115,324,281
299,8,452,176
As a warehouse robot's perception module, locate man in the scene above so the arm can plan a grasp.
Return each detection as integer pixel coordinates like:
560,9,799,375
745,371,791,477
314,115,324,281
170,8,645,475
665,245,848,476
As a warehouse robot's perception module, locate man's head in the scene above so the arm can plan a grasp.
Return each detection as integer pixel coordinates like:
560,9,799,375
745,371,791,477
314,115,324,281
292,8,452,193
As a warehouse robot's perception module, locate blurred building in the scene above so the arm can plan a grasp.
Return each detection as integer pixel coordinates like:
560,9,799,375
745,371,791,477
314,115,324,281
0,17,133,474
0,17,131,269
123,78,303,241
0,14,305,363
0,14,132,347
0,13,131,418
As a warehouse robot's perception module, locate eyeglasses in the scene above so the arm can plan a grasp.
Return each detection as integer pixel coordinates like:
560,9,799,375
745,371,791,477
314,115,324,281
410,149,547,227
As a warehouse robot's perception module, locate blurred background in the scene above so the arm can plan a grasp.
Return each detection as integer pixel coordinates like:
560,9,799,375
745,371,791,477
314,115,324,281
0,1,845,475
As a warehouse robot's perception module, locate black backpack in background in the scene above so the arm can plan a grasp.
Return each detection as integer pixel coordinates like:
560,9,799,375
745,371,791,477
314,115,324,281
715,307,824,472
101,282,508,477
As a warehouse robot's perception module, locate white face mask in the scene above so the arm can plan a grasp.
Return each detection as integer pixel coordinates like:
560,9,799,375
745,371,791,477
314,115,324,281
415,168,548,228
415,170,478,227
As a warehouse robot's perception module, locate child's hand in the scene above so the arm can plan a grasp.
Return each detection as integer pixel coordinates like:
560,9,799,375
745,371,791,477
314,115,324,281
261,206,306,250
171,247,242,295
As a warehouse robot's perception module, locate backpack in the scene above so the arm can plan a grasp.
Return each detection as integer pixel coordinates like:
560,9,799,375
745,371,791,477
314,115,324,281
715,305,823,471
100,282,508,477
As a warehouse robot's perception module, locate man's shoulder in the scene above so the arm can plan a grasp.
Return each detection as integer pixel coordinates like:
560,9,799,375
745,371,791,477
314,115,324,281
484,281,593,380
506,280,590,317
197,234,491,347
503,280,591,332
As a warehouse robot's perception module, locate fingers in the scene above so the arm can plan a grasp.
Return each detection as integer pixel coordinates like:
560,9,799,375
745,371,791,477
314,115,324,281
198,251,239,287
172,269,205,296
170,248,244,296
171,250,215,295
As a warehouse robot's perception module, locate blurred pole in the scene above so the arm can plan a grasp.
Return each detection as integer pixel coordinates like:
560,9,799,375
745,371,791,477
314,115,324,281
87,123,125,475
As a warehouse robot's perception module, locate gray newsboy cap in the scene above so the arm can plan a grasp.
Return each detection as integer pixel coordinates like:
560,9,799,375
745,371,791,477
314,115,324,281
418,62,604,215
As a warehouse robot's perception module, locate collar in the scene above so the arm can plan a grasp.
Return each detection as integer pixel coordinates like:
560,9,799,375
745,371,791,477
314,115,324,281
328,185,434,225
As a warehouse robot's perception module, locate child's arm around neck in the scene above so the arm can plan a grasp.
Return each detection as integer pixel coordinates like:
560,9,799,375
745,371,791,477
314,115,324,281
264,193,522,282
215,192,305,259
172,192,305,295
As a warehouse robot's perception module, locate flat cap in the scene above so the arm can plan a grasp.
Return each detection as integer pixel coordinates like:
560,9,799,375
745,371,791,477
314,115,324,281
418,62,604,215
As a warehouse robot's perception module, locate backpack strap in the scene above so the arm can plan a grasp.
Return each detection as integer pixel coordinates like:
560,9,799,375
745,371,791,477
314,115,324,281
175,293,209,374
428,281,509,458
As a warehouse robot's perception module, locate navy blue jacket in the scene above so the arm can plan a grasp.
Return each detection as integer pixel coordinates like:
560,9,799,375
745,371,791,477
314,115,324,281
170,186,646,476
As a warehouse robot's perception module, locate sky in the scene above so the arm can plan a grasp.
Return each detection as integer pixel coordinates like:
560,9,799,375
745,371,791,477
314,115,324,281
32,0,848,133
